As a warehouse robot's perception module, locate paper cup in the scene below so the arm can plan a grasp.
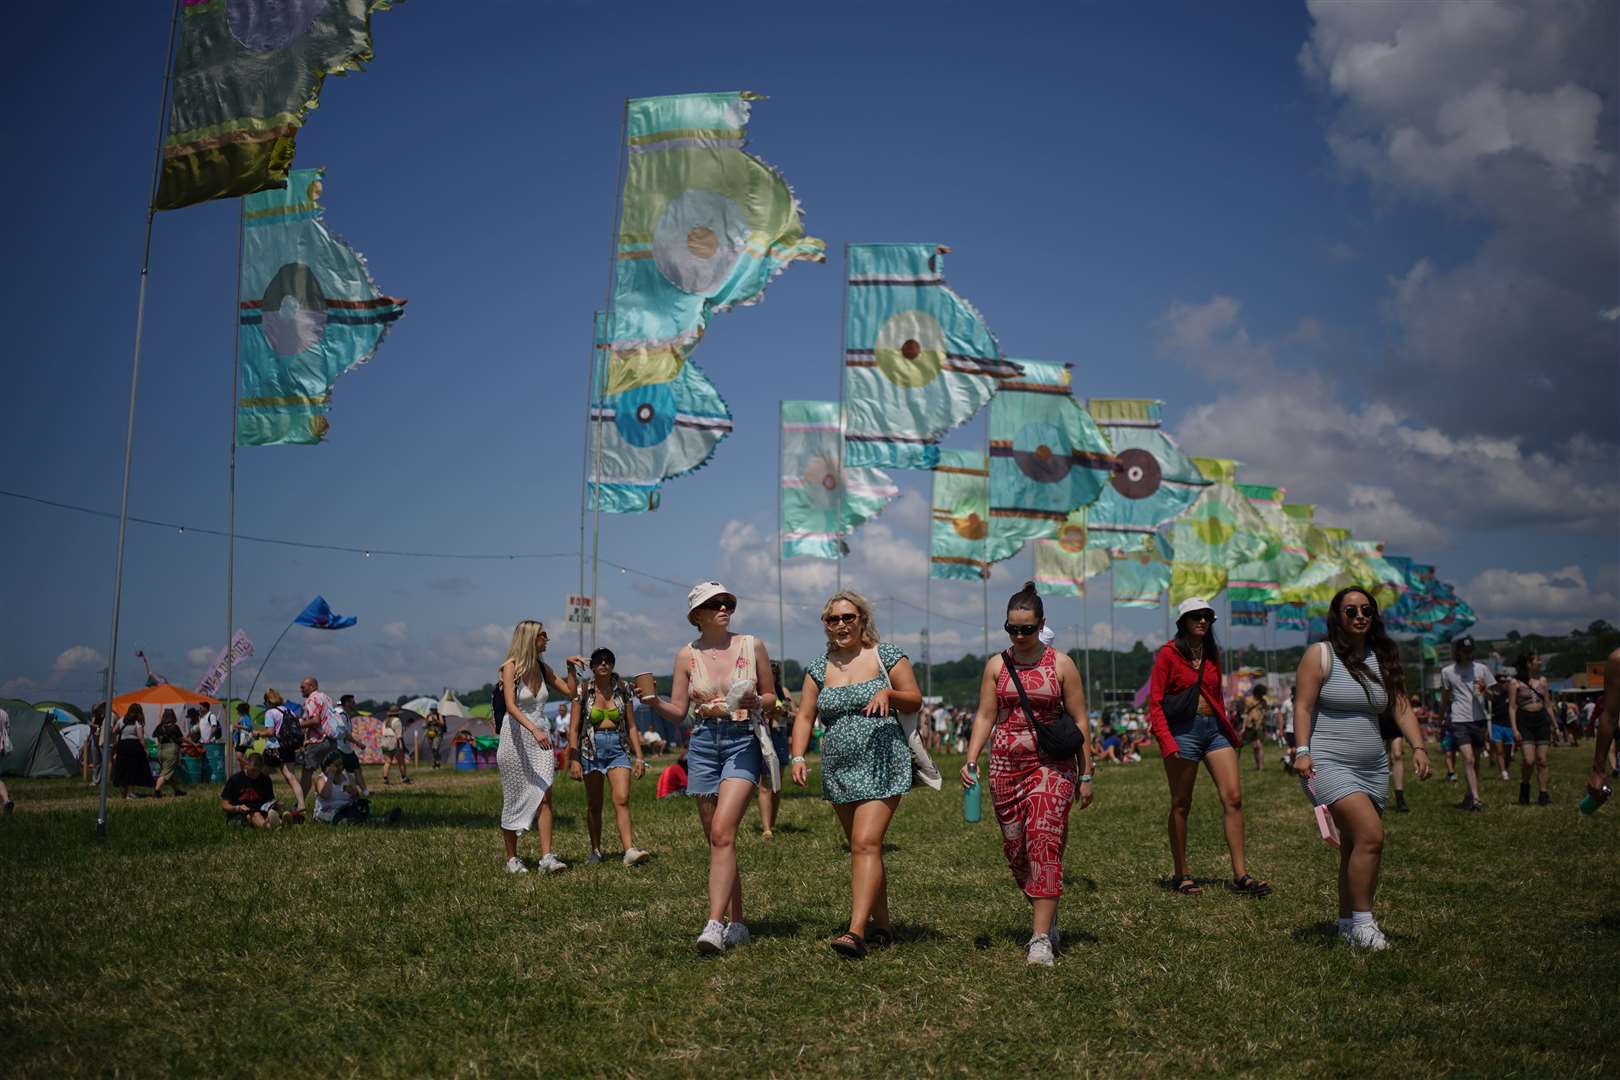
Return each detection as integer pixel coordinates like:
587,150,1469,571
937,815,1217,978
632,672,657,699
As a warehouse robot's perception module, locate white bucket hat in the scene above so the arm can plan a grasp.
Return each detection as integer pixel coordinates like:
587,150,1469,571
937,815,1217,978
686,581,737,625
1175,597,1217,623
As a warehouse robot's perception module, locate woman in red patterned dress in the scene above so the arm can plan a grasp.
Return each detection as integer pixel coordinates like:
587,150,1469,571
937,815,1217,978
961,582,1095,966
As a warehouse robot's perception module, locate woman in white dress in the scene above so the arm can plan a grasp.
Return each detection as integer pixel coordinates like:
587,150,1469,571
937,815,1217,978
498,620,582,874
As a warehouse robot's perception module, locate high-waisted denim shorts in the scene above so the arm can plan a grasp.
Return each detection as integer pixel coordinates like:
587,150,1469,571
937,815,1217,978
686,721,761,795
583,728,632,774
1168,712,1232,762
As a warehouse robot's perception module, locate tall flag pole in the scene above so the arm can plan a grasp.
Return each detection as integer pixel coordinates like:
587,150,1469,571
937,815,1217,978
97,0,184,842
589,102,631,647
223,200,244,776
777,401,787,667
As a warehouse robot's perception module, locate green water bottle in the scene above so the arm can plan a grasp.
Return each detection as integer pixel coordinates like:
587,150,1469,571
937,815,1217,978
1580,783,1611,815
964,762,981,823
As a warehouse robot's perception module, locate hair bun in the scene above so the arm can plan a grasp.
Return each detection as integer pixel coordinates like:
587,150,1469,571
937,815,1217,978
1021,580,1037,594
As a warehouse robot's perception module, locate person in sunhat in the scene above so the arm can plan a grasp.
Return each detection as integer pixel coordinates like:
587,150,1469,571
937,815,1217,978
1147,598,1269,898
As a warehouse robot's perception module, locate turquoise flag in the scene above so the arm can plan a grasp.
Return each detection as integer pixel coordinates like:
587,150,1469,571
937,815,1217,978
987,360,1114,562
237,168,405,446
930,449,991,581
780,401,897,559
844,245,1019,469
1167,457,1270,605
1083,399,1209,552
1112,535,1174,608
1033,538,1110,598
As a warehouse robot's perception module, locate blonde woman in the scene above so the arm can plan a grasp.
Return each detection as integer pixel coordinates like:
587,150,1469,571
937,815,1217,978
497,620,582,874
790,590,921,958
641,582,776,955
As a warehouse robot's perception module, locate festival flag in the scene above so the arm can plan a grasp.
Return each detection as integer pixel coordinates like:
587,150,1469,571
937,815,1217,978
930,449,991,581
1345,540,1407,609
1275,603,1310,632
1112,535,1174,608
1230,601,1270,626
1082,399,1209,552
1282,521,1357,614
588,321,733,512
986,360,1114,561
1228,482,1296,607
1381,555,1422,633
156,0,400,211
295,596,357,630
237,169,405,446
780,401,897,559
604,92,824,394
844,245,1020,470
1167,458,1271,606
195,630,254,696
1033,538,1110,598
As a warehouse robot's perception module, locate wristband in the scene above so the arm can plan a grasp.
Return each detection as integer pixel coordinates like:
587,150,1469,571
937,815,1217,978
790,755,806,765
1295,745,1311,757
1079,774,1093,783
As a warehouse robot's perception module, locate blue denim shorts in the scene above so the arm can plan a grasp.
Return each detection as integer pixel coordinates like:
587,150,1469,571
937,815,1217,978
1489,722,1515,746
1168,712,1233,762
583,728,632,774
686,721,761,795
769,726,790,765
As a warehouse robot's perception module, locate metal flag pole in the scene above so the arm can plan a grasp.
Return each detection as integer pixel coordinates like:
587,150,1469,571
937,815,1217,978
1082,582,1091,694
835,243,849,592
589,99,630,653
924,501,933,700
243,613,301,710
97,0,183,842
223,199,244,776
776,400,786,666
576,316,600,657
1109,565,1118,710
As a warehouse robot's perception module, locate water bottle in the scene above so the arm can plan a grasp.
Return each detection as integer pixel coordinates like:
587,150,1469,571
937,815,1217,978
1580,783,1612,815
963,762,981,823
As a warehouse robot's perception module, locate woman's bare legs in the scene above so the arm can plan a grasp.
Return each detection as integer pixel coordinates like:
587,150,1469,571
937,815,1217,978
696,779,754,923
1203,747,1249,880
1327,793,1384,917
834,797,900,936
1162,755,1200,878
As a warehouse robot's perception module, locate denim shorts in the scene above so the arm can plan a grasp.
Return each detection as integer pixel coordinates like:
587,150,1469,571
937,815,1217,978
1168,712,1232,762
768,726,790,765
1489,722,1515,746
583,728,632,774
686,721,761,795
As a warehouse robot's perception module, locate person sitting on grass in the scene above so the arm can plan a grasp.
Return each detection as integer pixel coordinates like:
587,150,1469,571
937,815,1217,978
220,753,282,829
313,752,402,825
656,754,689,799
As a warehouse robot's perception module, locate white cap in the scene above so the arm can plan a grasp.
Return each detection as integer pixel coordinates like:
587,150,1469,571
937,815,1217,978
1037,626,1056,646
1175,597,1217,622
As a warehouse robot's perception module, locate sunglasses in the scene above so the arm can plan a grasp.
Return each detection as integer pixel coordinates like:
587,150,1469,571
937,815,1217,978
698,598,735,612
1342,604,1375,619
1004,623,1040,637
1184,612,1213,623
823,612,861,626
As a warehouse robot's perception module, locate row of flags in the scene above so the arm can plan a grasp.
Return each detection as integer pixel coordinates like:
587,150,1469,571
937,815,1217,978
144,7,1474,644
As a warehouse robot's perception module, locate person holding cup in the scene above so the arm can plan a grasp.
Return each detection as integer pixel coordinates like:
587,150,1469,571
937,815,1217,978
640,582,776,955
568,647,651,867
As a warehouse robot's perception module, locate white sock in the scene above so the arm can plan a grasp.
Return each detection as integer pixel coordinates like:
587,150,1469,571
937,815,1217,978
1351,910,1375,926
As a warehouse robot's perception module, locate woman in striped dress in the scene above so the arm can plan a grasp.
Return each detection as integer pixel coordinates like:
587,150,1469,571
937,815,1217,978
1293,588,1431,950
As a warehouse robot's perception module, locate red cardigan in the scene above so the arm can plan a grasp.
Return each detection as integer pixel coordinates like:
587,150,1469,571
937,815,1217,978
1146,642,1241,758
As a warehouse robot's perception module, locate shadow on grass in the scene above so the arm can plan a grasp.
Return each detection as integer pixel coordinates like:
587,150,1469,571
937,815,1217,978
1290,921,1340,948
1155,875,1225,895
743,918,804,939
978,925,1101,949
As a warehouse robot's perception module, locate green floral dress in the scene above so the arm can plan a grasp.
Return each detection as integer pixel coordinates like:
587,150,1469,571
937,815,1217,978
810,642,912,804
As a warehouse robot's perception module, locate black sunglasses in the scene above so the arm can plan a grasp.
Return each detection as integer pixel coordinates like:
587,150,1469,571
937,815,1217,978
1342,604,1376,619
823,612,860,626
698,598,735,612
1004,623,1040,637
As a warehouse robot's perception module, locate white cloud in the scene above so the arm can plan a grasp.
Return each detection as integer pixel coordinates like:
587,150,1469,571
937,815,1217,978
0,676,40,697
52,646,104,676
186,646,215,667
1157,296,1274,379
381,621,408,643
1465,564,1617,619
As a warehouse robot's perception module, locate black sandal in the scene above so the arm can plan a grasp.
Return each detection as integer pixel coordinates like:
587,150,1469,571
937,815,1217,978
866,925,895,950
830,931,867,958
1172,874,1202,895
1230,873,1272,897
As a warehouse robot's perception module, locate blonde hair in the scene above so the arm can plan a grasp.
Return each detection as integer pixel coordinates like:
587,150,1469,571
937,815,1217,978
502,620,551,689
263,688,284,707
821,590,880,649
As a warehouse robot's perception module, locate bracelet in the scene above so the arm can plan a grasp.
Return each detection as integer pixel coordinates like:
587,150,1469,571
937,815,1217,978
1079,774,1093,783
1295,746,1311,756
790,755,806,765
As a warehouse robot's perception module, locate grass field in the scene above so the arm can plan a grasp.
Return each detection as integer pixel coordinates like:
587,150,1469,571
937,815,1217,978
1,742,1615,1078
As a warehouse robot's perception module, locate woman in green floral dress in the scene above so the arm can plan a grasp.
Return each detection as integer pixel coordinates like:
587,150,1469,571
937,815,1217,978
790,590,923,958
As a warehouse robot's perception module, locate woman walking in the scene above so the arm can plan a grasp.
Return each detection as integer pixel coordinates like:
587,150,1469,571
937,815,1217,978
641,582,775,955
1294,588,1431,949
757,661,795,840
790,591,921,958
960,582,1094,965
380,705,411,786
259,690,306,814
1147,598,1269,897
111,703,155,800
1510,652,1554,805
567,648,650,866
151,708,190,798
497,620,582,874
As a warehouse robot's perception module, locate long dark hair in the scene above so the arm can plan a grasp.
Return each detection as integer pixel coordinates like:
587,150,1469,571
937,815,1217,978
1007,580,1044,621
1513,651,1539,685
1172,610,1220,666
1326,587,1406,702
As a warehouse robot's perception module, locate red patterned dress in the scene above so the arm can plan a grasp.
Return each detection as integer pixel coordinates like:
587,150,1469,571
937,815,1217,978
990,646,1078,899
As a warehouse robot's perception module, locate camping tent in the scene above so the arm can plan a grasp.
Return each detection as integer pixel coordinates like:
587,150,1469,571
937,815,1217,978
1,706,79,778
437,690,467,719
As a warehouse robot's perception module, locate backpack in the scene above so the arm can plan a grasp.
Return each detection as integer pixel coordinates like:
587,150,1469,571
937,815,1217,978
491,680,507,733
276,708,304,753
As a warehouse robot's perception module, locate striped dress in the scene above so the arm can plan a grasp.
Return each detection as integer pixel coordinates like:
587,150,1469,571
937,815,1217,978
1301,646,1390,811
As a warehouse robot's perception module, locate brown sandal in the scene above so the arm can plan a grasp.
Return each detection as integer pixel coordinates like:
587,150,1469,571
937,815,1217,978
1172,874,1202,895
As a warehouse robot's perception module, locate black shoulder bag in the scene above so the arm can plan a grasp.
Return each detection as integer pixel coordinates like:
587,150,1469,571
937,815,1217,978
1001,651,1086,759
1161,652,1207,727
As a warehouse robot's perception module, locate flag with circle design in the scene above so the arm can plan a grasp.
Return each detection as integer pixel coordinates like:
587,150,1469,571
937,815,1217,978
1166,458,1271,606
779,401,897,559
929,449,992,581
1081,399,1209,553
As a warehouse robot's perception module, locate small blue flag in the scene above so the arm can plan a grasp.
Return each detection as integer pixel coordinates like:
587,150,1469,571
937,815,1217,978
294,596,357,630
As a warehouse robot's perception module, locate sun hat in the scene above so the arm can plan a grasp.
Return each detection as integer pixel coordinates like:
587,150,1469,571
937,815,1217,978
1037,626,1056,646
1175,597,1217,623
687,581,737,625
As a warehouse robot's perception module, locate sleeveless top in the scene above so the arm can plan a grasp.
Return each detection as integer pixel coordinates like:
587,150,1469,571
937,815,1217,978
808,643,907,726
686,634,758,723
1316,647,1388,719
994,646,1063,731
1514,680,1546,711
512,669,549,724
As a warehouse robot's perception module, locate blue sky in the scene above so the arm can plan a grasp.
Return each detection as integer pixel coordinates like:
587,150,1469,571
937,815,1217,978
3,1,1615,703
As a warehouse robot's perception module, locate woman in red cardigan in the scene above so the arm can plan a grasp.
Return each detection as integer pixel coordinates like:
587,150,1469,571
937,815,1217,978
1148,598,1270,897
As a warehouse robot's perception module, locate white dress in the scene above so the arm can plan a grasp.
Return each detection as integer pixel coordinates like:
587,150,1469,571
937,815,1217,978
497,676,554,833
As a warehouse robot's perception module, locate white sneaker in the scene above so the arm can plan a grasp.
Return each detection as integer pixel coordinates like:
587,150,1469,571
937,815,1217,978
265,809,281,830
1500,770,1510,781
505,857,528,874
1026,933,1055,966
723,921,751,949
697,919,727,955
586,850,602,865
537,853,568,874
623,846,650,866
1341,921,1389,951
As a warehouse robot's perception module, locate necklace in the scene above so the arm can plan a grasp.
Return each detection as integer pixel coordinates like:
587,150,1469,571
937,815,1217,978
828,646,863,670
